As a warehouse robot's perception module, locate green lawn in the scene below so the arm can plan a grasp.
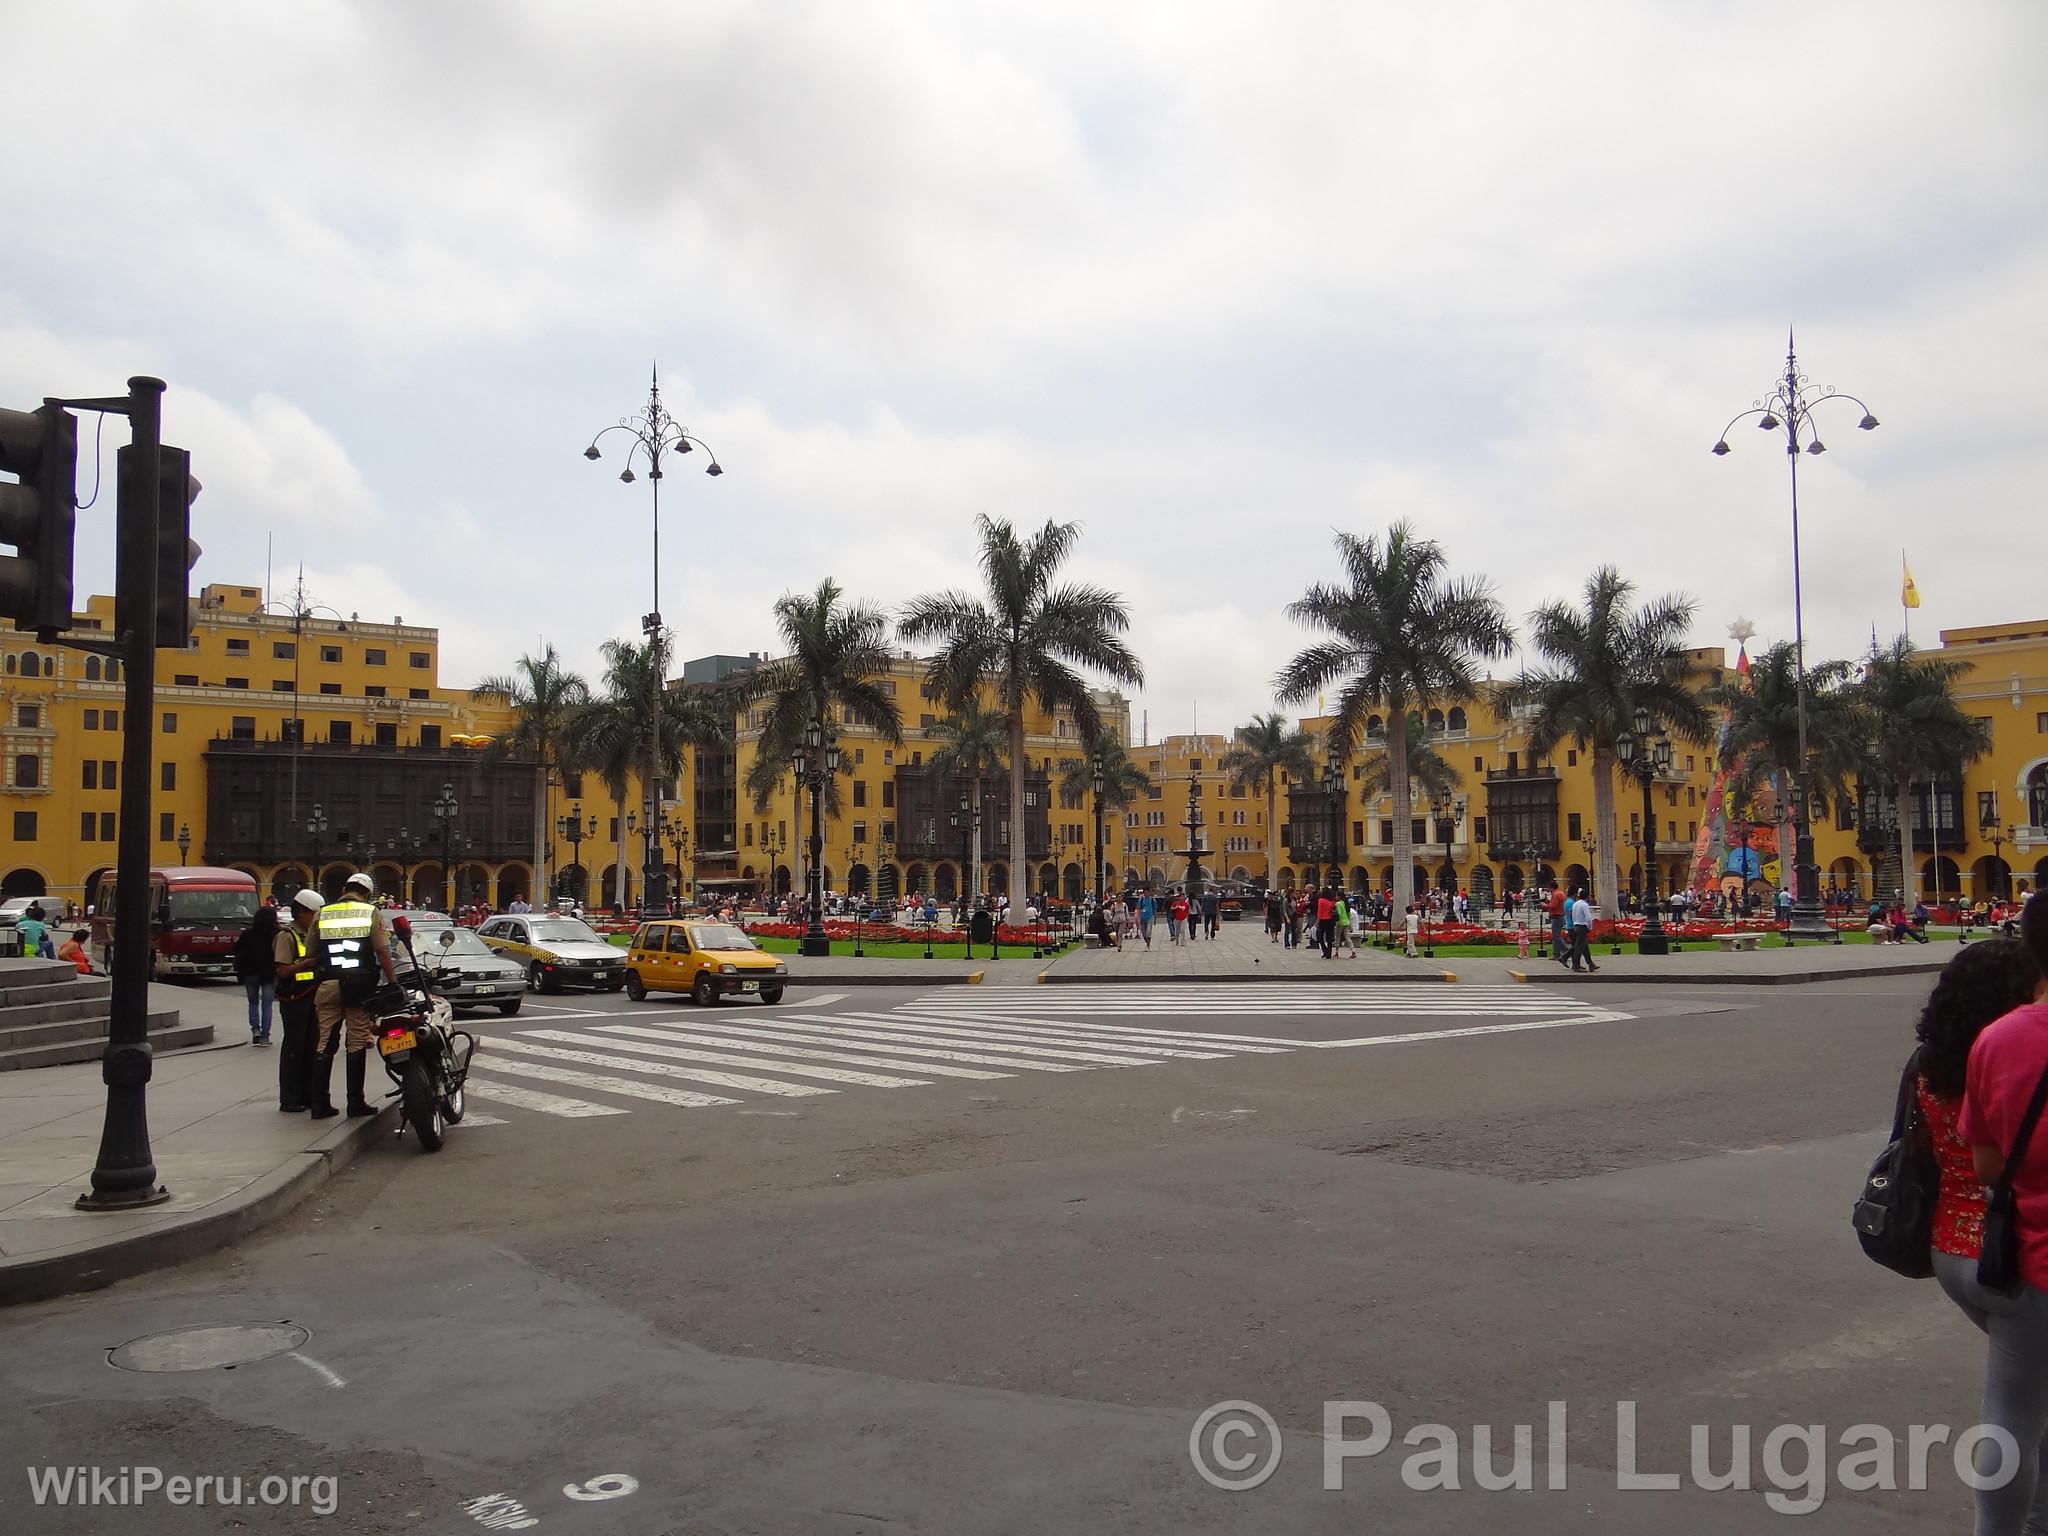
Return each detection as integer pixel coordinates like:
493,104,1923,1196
1404,928,1902,958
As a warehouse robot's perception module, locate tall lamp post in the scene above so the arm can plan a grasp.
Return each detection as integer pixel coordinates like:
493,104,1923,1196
583,367,722,918
791,718,838,957
1616,706,1672,955
1321,740,1344,890
1714,334,1878,940
305,803,328,897
1090,752,1107,905
1983,804,2009,902
556,806,590,904
431,781,460,914
176,823,191,866
1432,793,1464,898
663,814,691,906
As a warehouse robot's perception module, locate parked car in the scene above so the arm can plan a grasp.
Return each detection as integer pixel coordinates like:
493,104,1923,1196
622,919,787,1005
0,897,41,927
476,913,625,993
409,924,527,1016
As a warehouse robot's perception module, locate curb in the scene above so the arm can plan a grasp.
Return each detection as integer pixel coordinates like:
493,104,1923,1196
1036,968,1459,985
1513,959,1950,987
0,1102,398,1308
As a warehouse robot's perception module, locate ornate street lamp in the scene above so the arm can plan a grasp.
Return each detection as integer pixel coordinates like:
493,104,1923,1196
431,780,460,914
556,805,592,903
1982,802,2009,902
583,367,722,915
1090,752,1107,906
304,802,329,896
1616,706,1673,955
1433,793,1465,897
1714,334,1878,940
176,822,191,866
790,717,839,956
1320,739,1345,890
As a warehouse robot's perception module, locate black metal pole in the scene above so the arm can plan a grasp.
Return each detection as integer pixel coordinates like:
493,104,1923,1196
801,760,828,957
1638,769,1668,955
80,377,170,1211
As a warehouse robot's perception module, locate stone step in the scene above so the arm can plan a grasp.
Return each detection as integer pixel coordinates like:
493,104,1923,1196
0,997,122,1037
0,975,113,1010
0,1012,205,1071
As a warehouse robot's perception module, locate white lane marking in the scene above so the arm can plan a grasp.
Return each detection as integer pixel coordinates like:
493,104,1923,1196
454,1112,509,1126
596,1021,1089,1073
518,1029,931,1089
289,1352,346,1389
508,1004,610,1018
466,1078,631,1118
787,1013,1188,1064
1306,1014,1634,1048
899,1011,1298,1050
596,1022,1014,1079
483,1040,827,1097
798,991,849,1008
474,1057,748,1108
833,1012,1237,1060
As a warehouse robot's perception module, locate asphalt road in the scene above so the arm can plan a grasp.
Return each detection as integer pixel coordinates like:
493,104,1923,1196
0,973,1995,1534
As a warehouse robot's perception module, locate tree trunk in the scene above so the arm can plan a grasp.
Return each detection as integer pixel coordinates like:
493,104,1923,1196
534,758,549,906
1007,711,1028,913
1591,746,1619,913
1897,783,1915,906
613,786,628,911
1388,708,1412,905
969,772,982,906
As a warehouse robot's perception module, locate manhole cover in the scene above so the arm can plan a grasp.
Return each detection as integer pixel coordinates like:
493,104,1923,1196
109,1323,309,1373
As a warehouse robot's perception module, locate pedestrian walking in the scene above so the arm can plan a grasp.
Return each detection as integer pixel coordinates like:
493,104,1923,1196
1545,881,1567,962
1315,886,1337,958
1404,902,1420,957
1201,887,1220,940
275,890,324,1113
1952,903,2048,1531
1137,889,1156,948
1567,888,1599,972
1283,889,1300,949
1265,889,1284,944
232,905,280,1046
1170,890,1190,944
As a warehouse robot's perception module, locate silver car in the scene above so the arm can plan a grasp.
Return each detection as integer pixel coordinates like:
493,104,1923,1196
412,925,528,1016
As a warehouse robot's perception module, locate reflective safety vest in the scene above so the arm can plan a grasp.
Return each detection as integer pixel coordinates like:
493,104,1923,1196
316,899,377,984
280,926,318,1000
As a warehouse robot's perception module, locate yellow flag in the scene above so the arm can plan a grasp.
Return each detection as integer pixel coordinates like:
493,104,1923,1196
1901,556,1921,610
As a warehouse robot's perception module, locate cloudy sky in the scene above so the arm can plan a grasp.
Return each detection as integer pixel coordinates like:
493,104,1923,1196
5,1,2042,737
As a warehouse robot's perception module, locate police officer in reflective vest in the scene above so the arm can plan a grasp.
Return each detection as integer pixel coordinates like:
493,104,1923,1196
275,888,325,1113
314,872,398,1119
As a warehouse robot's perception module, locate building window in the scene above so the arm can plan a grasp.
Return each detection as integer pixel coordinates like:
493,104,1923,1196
81,811,97,840
159,811,174,841
162,711,176,733
319,645,342,663
882,782,895,808
102,761,116,789
855,747,864,765
230,715,256,740
920,713,935,729
374,723,397,746
16,704,38,728
852,820,867,844
853,780,867,806
1474,815,1488,842
1980,790,1998,825
225,677,249,689
104,710,117,730
409,652,430,669
364,648,387,666
409,688,428,700
83,761,98,789
1566,750,1577,767
365,685,386,698
173,673,198,686
100,811,115,841
883,750,894,765
1567,811,1582,840
328,721,352,745
2037,712,2048,735
564,773,583,798
319,682,341,695
274,641,295,659
1352,820,1364,844
281,720,302,744
419,725,441,749
12,811,34,842
161,762,175,791
1411,818,1427,844
226,637,249,655
1379,819,1394,845
273,679,293,692
14,754,39,787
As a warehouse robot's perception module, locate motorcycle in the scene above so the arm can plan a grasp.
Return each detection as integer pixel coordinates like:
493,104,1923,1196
367,916,477,1152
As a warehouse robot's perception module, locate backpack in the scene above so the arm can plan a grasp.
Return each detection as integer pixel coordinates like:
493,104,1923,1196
1850,1049,1941,1279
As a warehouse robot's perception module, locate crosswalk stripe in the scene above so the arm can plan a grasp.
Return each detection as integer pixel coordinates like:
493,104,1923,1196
486,1038,834,1097
779,1013,1176,1066
899,1011,1298,1050
453,1112,509,1127
793,1012,1213,1063
518,1029,932,1088
820,1011,1242,1060
577,1023,1013,1079
595,1020,1089,1073
473,1055,750,1108
465,1077,632,1118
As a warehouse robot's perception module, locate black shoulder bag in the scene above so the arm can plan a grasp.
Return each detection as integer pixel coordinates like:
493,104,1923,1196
1852,1049,1941,1278
1977,1061,2048,1297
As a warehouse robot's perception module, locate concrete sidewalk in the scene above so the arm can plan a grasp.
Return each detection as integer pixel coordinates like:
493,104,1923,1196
0,981,395,1305
1039,918,1454,982
1456,938,1953,986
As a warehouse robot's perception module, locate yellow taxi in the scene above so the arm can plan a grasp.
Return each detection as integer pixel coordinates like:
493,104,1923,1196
623,918,788,1005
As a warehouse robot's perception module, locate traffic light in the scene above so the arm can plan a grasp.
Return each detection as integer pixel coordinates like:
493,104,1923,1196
0,402,80,640
117,443,202,649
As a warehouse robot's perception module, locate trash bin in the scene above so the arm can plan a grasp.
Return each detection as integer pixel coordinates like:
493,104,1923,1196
968,909,995,948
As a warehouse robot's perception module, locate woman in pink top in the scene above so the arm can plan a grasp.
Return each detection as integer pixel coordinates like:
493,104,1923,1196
1959,897,2048,1534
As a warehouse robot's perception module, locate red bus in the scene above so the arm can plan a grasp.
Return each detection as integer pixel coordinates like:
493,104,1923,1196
89,866,260,981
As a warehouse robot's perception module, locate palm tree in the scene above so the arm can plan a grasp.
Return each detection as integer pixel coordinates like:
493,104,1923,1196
1357,712,1459,802
562,633,731,910
901,515,1145,912
740,579,904,899
1859,637,1990,903
1275,523,1511,904
1058,731,1152,892
1708,641,1864,901
925,702,1008,904
471,645,590,905
1505,567,1711,910
1219,712,1313,885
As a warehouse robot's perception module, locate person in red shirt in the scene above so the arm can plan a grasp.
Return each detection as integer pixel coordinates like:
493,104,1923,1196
1544,882,1567,963
1169,891,1190,946
1315,887,1337,958
1958,899,2048,1531
57,928,92,974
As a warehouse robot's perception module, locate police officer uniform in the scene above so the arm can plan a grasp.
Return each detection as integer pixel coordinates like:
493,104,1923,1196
276,889,324,1112
313,872,394,1118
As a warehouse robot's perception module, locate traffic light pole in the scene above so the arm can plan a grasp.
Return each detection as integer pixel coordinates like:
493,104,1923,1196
78,377,171,1210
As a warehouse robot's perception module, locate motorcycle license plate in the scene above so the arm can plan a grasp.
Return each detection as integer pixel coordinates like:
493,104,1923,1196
739,980,760,993
378,1030,417,1056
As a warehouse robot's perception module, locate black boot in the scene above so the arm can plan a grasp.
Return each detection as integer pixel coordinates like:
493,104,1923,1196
346,1050,376,1116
